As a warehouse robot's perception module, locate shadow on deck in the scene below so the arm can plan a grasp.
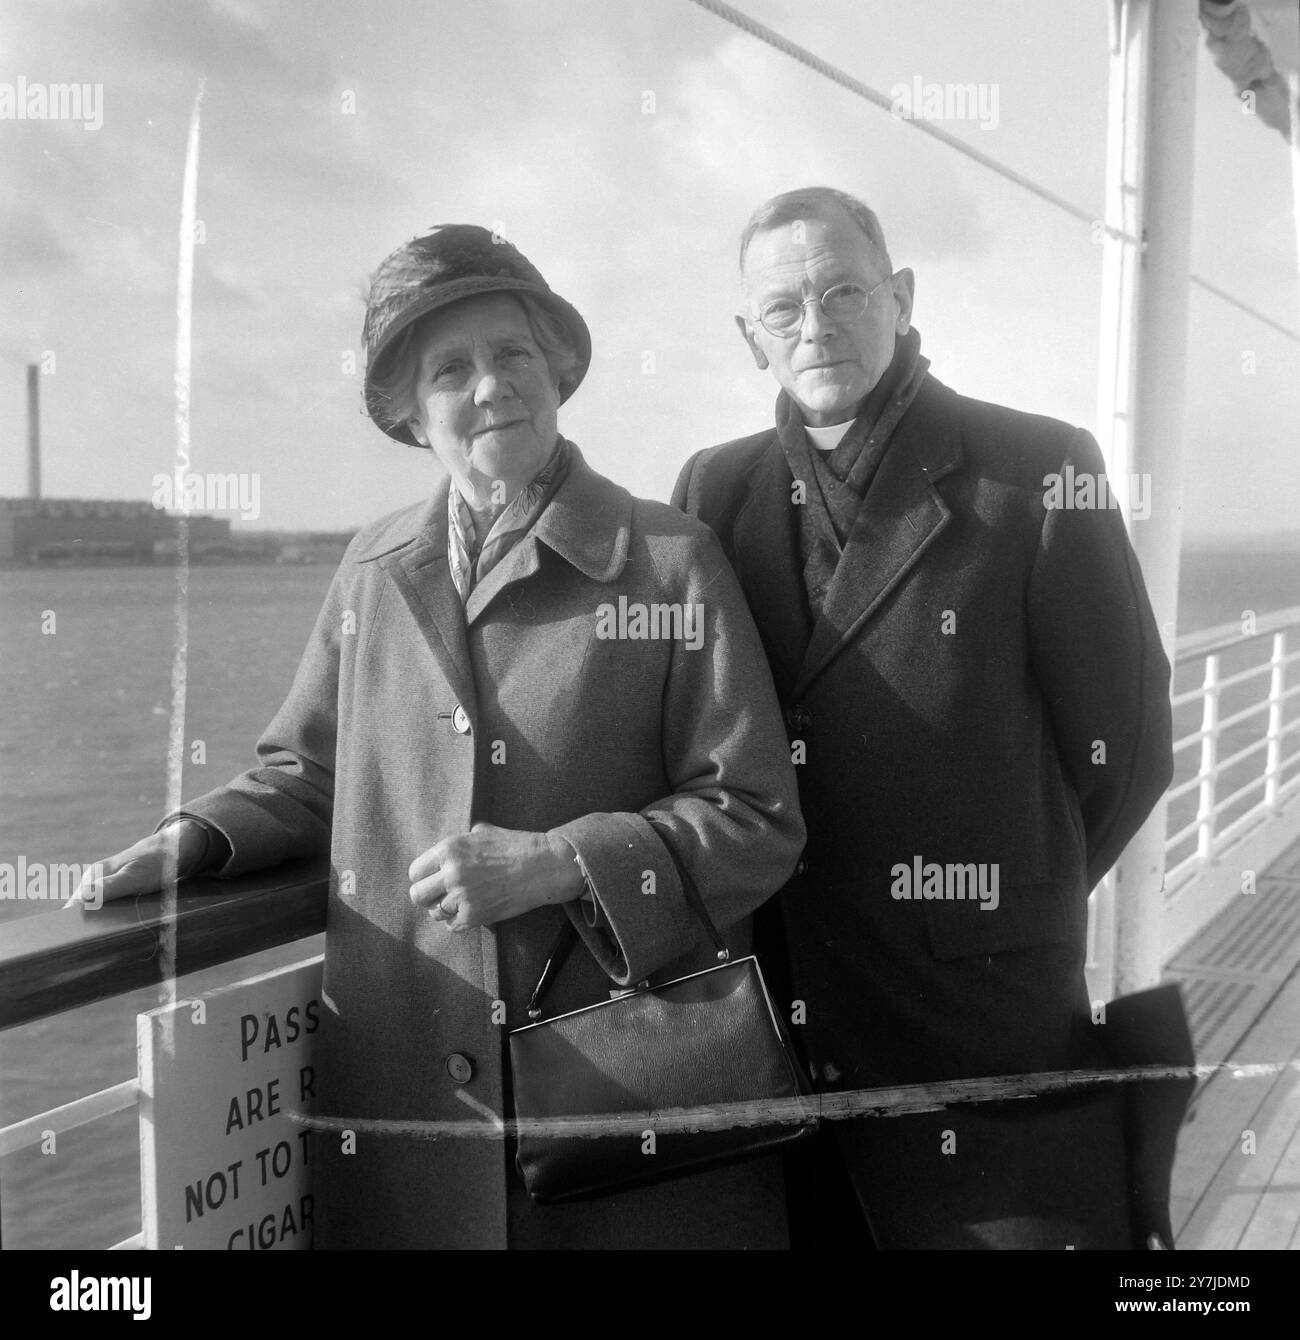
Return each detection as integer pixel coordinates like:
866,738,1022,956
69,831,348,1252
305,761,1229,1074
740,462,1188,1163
1168,834,1300,1249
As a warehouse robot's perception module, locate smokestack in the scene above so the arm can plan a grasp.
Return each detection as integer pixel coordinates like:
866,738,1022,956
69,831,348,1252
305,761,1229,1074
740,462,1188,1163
26,363,41,501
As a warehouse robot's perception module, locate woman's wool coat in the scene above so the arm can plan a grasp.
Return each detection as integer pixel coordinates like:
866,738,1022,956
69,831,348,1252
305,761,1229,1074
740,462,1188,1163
180,444,805,1248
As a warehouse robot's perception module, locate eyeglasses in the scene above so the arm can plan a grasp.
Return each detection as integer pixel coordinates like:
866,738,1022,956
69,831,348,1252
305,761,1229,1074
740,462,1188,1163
752,275,896,338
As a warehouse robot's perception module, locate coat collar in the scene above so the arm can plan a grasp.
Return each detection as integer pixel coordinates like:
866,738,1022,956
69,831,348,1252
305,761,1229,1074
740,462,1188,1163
350,440,631,581
794,375,962,698
349,442,632,700
528,440,632,584
734,374,964,701
358,477,476,707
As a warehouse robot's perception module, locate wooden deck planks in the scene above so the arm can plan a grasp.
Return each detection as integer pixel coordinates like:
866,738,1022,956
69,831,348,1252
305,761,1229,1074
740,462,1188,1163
1166,833,1300,1250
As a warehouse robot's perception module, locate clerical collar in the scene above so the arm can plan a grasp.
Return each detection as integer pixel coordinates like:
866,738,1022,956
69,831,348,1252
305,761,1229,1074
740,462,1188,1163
804,419,855,451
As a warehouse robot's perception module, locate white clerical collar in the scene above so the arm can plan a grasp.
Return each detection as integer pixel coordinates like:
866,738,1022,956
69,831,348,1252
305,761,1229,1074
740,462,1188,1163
804,419,855,451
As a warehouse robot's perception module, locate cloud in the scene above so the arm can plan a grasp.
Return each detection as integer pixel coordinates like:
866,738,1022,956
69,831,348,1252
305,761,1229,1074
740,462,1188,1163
2,0,1292,537
83,0,330,90
650,33,994,267
0,201,76,276
192,349,280,402
195,255,266,309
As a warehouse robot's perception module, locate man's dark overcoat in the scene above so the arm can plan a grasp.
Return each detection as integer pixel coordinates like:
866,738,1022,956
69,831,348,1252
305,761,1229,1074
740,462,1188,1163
673,372,1174,1247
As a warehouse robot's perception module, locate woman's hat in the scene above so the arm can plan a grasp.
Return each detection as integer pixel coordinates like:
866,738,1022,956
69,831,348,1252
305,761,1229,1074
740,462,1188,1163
362,224,592,444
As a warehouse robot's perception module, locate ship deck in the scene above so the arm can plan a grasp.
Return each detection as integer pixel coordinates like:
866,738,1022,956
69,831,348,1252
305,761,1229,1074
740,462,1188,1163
1169,831,1300,1249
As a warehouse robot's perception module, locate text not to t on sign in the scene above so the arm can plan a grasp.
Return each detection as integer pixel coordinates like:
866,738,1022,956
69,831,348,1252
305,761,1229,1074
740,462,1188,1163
137,957,322,1249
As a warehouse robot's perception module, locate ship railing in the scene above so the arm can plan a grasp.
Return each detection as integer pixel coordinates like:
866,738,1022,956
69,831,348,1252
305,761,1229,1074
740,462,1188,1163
0,860,328,1249
4,607,1300,1247
1158,603,1300,957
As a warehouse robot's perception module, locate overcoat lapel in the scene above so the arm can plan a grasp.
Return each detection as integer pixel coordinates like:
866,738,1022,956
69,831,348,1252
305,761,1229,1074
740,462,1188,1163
370,479,479,715
792,378,964,700
463,443,633,626
732,443,814,700
463,538,540,626
353,444,642,698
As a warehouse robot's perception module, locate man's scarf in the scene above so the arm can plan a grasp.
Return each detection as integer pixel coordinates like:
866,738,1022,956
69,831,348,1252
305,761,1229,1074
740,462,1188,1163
776,326,929,612
446,436,571,603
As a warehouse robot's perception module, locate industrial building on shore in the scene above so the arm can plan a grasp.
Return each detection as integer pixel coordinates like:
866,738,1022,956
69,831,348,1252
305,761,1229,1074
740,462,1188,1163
5,364,350,563
0,498,355,565
0,496,234,563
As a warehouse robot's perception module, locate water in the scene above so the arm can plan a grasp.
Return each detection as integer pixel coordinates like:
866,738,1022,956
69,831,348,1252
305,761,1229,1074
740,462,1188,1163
1,548,1297,1247
1,564,333,1248
0,564,335,884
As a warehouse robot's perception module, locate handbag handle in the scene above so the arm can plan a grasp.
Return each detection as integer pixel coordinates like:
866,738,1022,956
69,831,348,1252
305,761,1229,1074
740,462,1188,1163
526,837,730,1020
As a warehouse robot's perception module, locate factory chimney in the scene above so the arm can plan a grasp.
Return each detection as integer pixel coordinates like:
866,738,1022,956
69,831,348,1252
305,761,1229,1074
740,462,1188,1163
26,363,41,501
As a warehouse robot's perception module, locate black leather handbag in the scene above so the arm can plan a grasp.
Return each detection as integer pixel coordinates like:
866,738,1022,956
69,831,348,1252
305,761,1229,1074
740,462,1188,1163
508,858,817,1203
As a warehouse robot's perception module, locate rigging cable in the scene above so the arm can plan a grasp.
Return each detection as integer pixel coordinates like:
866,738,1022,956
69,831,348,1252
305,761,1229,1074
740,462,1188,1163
686,0,1300,346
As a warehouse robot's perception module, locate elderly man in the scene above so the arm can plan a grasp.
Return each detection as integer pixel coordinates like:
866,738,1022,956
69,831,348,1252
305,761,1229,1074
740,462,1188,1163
672,186,1174,1250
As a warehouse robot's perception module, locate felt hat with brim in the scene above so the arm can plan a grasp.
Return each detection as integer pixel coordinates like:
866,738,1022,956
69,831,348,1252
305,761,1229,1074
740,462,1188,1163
362,224,592,446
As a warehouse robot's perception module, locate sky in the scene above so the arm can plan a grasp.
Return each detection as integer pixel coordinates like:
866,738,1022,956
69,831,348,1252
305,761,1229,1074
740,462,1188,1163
1,0,1297,540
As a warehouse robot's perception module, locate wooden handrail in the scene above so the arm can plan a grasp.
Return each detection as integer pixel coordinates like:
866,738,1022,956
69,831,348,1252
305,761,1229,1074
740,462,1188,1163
0,859,329,1032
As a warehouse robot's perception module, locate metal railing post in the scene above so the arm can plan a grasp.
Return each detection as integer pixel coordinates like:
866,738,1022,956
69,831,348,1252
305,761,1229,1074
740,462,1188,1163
1196,653,1221,865
1264,631,1286,811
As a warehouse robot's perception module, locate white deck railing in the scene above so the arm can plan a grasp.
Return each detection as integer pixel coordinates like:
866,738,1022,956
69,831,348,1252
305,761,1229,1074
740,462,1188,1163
1159,604,1300,958
1166,609,1300,881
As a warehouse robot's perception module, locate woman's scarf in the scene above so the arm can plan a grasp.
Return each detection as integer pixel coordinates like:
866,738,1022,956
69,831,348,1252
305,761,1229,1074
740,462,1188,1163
446,437,571,603
776,326,929,612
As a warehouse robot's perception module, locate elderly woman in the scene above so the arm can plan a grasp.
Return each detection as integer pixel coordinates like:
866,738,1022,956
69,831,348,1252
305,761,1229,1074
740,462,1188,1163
77,225,805,1249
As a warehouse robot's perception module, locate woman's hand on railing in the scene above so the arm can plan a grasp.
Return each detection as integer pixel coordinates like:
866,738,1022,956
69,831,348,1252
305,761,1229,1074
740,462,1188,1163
62,821,212,911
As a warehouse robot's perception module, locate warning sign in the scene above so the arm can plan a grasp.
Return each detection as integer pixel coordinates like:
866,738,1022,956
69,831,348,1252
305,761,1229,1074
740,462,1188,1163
138,957,322,1249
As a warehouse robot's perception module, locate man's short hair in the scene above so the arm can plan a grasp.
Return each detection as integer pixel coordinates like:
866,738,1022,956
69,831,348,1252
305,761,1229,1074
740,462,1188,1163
738,187,893,277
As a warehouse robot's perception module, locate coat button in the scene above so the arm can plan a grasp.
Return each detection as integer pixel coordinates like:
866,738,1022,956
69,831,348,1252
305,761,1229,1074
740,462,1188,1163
785,704,812,734
445,1053,474,1083
794,859,808,877
451,705,471,735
